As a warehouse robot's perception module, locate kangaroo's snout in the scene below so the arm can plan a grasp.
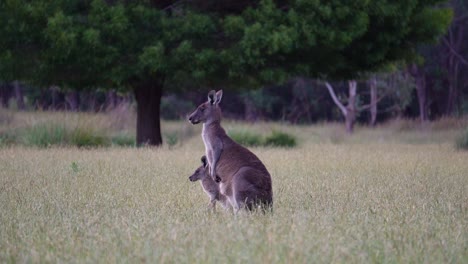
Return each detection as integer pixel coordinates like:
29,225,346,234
189,168,202,182
188,113,200,124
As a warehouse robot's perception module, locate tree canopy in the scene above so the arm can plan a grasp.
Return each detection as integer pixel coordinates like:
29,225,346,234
0,0,452,145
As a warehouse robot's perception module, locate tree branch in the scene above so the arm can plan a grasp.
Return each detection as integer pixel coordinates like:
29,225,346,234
443,37,468,66
359,92,389,111
162,0,186,11
324,82,347,116
379,104,403,114
454,14,468,23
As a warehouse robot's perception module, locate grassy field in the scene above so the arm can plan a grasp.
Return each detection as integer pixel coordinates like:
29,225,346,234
0,111,467,263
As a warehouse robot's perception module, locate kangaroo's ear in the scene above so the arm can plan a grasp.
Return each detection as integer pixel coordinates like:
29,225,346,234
207,90,216,105
201,155,207,167
214,90,223,105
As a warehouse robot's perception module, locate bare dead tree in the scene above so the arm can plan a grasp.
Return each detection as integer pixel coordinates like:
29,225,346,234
409,64,428,122
325,79,391,133
440,0,467,115
65,91,79,111
325,80,357,133
369,76,378,126
13,81,25,111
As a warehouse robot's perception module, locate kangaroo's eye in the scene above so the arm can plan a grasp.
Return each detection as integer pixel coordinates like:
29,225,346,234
200,108,205,112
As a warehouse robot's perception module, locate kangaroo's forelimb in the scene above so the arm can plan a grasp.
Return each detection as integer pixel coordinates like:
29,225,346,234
209,141,223,182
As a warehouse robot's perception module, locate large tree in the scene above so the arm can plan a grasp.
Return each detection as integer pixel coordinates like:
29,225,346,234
1,0,238,145
319,0,452,132
0,0,452,142
221,0,452,132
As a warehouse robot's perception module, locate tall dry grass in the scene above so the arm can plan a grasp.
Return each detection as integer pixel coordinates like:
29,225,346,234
0,111,467,262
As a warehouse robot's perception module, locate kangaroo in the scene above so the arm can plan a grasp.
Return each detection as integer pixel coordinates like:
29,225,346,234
189,155,229,210
188,90,273,212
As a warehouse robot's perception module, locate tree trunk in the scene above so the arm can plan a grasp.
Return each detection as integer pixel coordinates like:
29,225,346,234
106,90,118,111
65,91,80,111
446,81,457,116
134,81,163,146
13,81,25,110
87,92,98,112
345,113,355,133
416,76,427,122
410,64,428,122
324,81,356,134
50,86,58,110
445,59,459,116
0,83,12,108
244,98,258,122
345,80,357,133
443,15,465,116
369,77,377,126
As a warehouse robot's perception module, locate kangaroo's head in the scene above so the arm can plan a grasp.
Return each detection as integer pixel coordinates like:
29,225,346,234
189,156,209,182
188,90,223,125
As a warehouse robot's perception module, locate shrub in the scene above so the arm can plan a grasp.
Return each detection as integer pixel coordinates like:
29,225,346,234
0,131,16,147
229,130,297,148
111,134,136,147
20,123,67,147
455,128,468,150
264,131,296,148
17,122,110,147
70,161,80,173
229,130,263,147
70,129,109,147
164,133,178,148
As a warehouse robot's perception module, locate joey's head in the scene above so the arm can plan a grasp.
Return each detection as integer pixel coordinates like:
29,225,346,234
188,90,223,125
189,156,209,182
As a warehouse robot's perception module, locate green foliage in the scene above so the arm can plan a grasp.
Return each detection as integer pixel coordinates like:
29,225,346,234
20,123,68,147
229,130,297,148
264,131,296,148
229,130,264,147
69,129,109,147
11,122,110,147
455,128,468,150
160,95,195,120
0,0,453,87
164,133,179,149
0,0,454,145
241,89,279,116
330,0,452,79
0,131,16,147
111,134,136,147
70,161,79,173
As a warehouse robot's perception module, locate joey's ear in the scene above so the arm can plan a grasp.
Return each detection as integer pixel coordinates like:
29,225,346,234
214,90,223,105
207,90,216,105
201,155,207,167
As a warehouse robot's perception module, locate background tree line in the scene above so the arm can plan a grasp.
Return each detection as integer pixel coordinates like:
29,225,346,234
0,0,460,145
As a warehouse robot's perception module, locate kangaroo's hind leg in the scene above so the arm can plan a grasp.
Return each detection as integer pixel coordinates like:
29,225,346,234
208,198,216,211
